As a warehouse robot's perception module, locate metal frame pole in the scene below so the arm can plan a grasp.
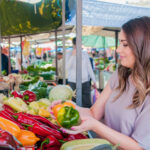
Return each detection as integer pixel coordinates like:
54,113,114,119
76,0,82,106
20,36,23,70
55,30,58,79
8,37,11,74
62,0,66,84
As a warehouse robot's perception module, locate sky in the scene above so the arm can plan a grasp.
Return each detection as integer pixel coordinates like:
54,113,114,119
97,0,144,4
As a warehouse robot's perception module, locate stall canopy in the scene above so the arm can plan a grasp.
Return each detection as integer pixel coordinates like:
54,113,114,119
0,0,62,37
66,0,150,27
82,35,116,48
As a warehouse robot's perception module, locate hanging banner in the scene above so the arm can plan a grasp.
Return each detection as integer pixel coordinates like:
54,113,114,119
36,47,42,57
22,39,30,56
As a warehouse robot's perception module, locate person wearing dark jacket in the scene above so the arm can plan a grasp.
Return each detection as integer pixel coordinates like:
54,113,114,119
1,48,9,75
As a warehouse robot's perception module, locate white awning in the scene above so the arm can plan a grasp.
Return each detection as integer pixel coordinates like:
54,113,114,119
66,0,150,27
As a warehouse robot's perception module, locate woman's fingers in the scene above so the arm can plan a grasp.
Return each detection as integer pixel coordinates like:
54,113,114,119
61,127,85,135
50,99,62,109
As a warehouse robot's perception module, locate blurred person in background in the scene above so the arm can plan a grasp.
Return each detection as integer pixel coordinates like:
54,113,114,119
53,52,68,84
66,37,97,108
1,47,9,75
15,52,21,72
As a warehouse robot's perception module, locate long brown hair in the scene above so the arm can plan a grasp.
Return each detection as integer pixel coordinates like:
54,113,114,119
116,16,150,108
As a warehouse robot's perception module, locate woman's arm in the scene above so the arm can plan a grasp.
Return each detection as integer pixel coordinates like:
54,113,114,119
93,120,143,150
76,82,112,120
90,82,112,120
64,116,143,150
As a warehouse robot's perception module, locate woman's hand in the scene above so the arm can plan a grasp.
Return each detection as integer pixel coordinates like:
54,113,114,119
61,115,98,134
49,100,77,118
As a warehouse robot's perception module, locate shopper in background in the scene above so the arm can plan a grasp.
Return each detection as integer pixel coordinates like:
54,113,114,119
66,37,97,108
52,52,68,84
1,48,9,75
51,17,150,150
43,52,47,61
15,52,21,72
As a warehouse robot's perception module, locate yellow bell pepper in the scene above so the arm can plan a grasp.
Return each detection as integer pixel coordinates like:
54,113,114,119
0,117,21,137
17,130,40,146
4,97,28,112
38,108,51,117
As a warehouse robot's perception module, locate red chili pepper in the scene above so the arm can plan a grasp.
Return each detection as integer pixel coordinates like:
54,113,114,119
13,113,63,139
3,108,16,116
0,110,15,120
23,90,36,103
0,111,25,129
24,113,59,130
0,129,17,150
13,113,42,126
11,91,23,99
2,104,15,113
31,123,63,139
63,133,88,141
40,135,61,150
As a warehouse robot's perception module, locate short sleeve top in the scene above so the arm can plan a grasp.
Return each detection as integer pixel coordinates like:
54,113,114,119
104,70,150,150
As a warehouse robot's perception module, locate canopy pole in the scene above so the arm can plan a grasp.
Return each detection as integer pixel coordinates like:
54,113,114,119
103,37,106,69
76,0,82,107
55,30,58,80
115,31,119,66
8,37,11,74
62,0,66,84
20,36,23,71
0,23,1,75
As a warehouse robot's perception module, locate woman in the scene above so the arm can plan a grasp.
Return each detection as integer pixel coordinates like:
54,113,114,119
50,17,150,150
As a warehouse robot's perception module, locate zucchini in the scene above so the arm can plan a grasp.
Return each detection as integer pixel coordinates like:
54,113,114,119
60,139,112,150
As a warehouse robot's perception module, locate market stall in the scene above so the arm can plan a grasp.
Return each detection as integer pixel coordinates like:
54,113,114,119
1,0,150,149
0,1,104,149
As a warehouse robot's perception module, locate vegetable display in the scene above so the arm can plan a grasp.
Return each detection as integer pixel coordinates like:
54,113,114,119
0,79,91,149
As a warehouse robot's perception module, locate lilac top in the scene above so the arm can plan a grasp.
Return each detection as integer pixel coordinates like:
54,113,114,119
104,70,150,150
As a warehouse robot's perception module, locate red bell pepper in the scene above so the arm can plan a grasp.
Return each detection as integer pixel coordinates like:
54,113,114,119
23,90,36,103
40,135,61,150
63,133,88,141
37,146,60,150
0,129,17,149
11,91,23,99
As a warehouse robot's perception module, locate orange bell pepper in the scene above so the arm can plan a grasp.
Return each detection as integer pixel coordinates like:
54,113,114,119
17,130,40,146
0,117,20,137
52,101,75,117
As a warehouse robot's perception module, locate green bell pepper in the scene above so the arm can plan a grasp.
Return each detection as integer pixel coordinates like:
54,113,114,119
57,106,80,129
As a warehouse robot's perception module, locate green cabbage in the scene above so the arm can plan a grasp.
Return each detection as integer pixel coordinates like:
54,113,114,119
49,85,74,102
